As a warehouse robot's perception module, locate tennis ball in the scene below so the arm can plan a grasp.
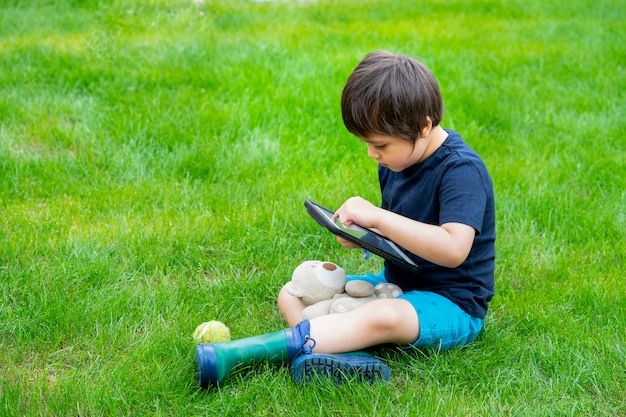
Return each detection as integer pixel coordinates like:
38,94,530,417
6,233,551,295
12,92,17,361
193,321,231,344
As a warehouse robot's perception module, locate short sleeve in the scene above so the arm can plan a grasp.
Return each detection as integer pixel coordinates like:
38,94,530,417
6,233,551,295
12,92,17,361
438,160,488,233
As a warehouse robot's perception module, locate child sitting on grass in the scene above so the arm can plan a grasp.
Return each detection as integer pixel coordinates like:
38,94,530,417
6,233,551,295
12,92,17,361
196,50,495,387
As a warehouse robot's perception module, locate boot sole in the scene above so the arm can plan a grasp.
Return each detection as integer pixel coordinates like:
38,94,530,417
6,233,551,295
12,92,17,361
195,344,219,388
290,353,391,385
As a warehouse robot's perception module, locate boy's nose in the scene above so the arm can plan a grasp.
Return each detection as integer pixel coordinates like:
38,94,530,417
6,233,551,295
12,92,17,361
366,143,379,159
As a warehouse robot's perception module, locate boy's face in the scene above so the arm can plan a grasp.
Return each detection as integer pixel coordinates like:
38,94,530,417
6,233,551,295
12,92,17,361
362,134,427,172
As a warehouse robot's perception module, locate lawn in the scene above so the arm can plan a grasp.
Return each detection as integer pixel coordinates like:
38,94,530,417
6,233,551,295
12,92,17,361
1,0,624,415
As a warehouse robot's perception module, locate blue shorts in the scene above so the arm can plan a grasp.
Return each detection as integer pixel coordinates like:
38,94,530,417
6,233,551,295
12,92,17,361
347,270,484,351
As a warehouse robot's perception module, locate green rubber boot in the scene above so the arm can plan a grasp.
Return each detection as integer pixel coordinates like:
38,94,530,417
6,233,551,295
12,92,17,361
195,320,312,388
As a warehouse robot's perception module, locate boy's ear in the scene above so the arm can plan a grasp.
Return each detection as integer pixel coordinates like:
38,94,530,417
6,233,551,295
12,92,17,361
419,117,433,138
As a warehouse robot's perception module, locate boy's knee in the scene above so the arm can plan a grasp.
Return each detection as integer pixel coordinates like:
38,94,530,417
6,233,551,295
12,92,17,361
277,285,293,308
368,299,410,329
362,299,419,343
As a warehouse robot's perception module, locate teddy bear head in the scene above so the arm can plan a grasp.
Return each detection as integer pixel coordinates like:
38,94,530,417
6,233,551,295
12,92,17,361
284,260,346,305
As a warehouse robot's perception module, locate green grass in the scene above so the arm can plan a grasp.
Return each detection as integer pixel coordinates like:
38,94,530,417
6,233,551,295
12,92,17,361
1,0,624,415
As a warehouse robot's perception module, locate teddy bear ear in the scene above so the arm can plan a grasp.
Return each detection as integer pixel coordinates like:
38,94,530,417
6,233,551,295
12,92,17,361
284,282,303,298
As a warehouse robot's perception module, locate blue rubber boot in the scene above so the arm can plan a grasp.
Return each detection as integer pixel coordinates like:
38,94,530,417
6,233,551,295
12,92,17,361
196,320,312,388
290,351,391,384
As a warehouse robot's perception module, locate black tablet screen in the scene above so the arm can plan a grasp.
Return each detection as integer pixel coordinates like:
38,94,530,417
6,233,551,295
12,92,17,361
305,200,421,273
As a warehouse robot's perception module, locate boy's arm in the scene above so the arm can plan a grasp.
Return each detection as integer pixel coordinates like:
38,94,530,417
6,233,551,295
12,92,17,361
334,196,475,268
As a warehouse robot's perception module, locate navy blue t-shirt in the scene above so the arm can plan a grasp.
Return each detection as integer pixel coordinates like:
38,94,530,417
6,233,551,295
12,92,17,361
379,129,495,319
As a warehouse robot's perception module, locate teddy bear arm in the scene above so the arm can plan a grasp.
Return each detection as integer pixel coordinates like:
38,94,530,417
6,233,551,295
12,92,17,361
302,299,336,320
329,295,377,314
345,280,375,297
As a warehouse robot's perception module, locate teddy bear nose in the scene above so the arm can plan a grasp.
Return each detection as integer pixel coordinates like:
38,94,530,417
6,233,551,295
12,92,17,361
321,262,337,271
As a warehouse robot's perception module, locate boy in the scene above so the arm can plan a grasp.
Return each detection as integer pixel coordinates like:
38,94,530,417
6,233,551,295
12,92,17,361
196,51,495,387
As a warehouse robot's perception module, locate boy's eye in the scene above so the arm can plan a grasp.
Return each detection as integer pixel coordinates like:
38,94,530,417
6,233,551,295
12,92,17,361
374,144,386,150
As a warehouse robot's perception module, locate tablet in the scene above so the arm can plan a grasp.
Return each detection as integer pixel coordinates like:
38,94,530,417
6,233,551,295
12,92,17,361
304,199,421,273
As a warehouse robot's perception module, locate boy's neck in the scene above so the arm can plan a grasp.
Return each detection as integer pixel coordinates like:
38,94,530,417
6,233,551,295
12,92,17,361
421,125,449,161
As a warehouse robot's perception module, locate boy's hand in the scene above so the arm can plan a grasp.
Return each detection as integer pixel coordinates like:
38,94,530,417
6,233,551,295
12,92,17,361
335,236,360,249
333,196,380,229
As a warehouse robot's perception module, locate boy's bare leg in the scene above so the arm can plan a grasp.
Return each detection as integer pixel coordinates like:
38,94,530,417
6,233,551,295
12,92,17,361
278,286,420,353
309,298,420,352
277,286,307,326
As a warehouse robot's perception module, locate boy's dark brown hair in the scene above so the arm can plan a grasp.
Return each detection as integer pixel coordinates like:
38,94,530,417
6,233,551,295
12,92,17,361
341,51,444,142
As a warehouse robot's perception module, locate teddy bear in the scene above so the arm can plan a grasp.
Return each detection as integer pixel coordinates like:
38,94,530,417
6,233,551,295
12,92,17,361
284,260,403,320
